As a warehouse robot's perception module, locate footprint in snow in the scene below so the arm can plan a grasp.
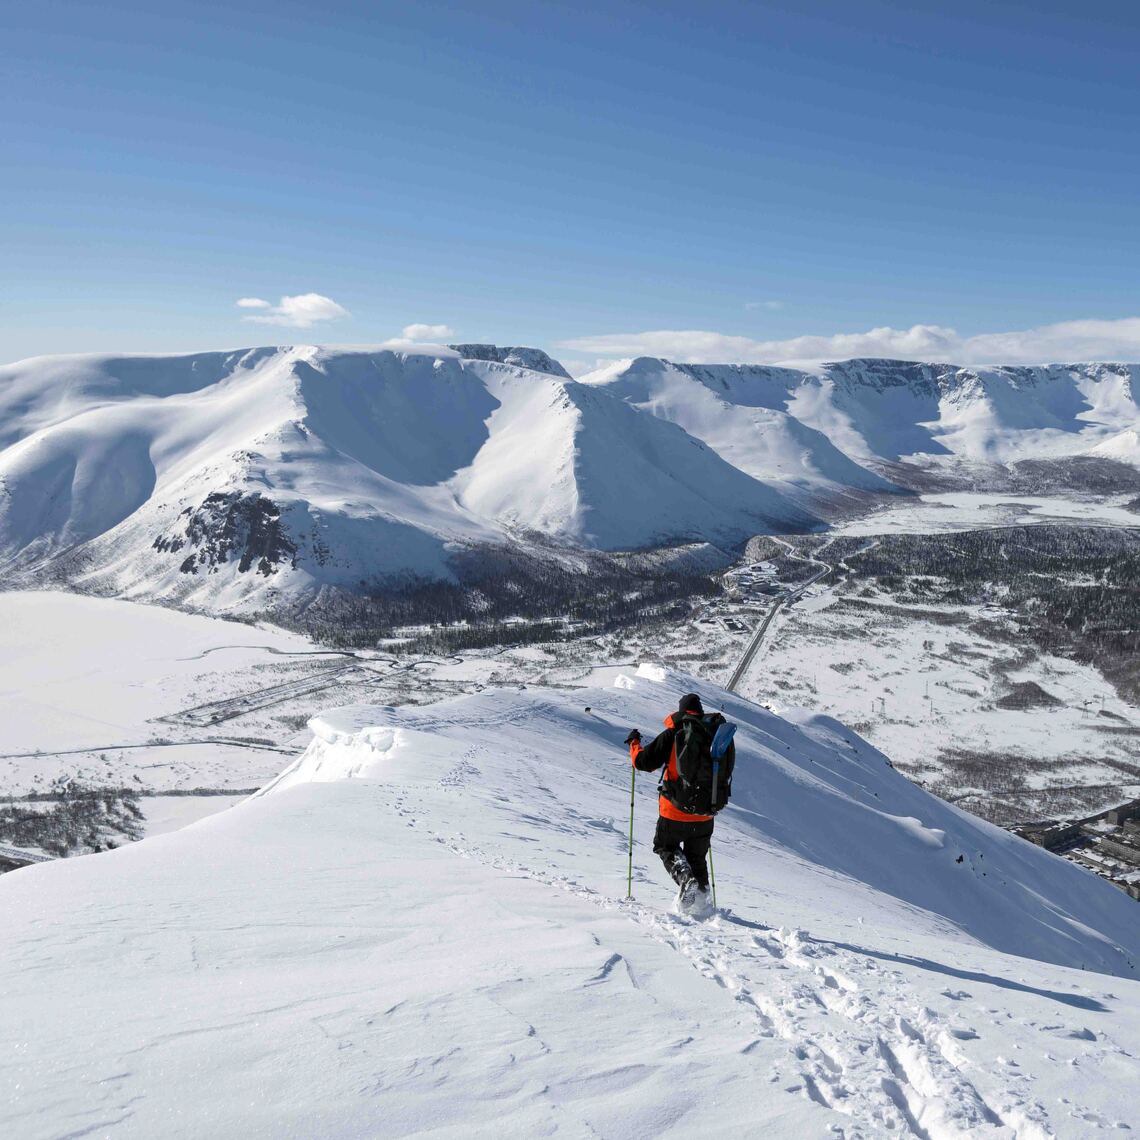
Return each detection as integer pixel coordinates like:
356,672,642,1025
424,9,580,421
948,1027,979,1041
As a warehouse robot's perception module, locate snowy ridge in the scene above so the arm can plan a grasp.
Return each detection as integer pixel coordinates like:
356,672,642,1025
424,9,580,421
3,665,1136,1137
1088,427,1140,464
270,664,1138,977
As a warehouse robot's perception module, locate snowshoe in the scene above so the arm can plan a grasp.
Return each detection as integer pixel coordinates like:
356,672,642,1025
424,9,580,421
673,874,701,915
688,886,715,919
677,884,714,918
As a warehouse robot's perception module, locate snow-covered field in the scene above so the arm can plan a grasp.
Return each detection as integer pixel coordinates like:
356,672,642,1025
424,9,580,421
0,592,328,798
138,794,243,837
0,591,614,825
3,665,1136,1139
743,588,1139,823
832,493,1140,536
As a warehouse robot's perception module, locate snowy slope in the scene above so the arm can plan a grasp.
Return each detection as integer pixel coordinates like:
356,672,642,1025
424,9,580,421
582,358,902,505
582,357,1140,474
3,665,1137,1138
0,346,816,611
455,375,817,548
1087,428,1140,464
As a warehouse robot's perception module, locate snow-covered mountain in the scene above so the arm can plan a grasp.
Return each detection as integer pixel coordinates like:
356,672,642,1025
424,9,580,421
581,357,901,508
582,357,1140,482
2,345,1138,615
3,664,1137,1136
0,345,819,611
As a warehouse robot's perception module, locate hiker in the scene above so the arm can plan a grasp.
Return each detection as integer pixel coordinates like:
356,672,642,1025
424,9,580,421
625,692,734,910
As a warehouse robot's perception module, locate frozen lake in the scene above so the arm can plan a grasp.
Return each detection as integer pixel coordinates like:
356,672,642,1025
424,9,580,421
833,492,1140,536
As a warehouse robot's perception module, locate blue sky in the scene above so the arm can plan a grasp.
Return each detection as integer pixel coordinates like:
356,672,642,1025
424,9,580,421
4,0,1140,368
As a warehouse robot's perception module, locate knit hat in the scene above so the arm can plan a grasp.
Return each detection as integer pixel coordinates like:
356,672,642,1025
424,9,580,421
678,692,704,715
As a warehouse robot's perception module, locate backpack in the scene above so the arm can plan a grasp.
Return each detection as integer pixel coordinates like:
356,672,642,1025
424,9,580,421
662,712,736,816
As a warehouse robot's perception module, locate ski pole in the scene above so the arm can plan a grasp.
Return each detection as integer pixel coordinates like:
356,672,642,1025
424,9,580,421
627,765,636,899
709,843,717,908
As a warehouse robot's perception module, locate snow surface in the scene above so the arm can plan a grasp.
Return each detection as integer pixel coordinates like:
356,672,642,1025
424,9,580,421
1087,428,1140,465
743,587,1139,822
3,665,1137,1138
578,358,898,507
138,793,242,837
0,591,313,754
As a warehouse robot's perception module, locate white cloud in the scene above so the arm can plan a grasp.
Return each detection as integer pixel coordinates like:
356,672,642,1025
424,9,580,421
236,293,349,328
558,317,1140,367
744,300,785,312
959,318,1140,364
375,323,459,350
559,358,613,378
400,323,455,341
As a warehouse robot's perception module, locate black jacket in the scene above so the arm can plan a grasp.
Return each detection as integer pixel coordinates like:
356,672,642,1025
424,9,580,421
629,711,716,822
632,725,675,773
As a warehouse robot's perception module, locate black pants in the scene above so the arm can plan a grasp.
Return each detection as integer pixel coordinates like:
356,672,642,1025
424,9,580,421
653,816,714,890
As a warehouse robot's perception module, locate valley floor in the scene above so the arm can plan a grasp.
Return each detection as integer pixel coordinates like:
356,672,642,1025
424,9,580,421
830,492,1140,536
606,497,1140,827
742,588,1139,825
0,590,572,806
3,490,1138,842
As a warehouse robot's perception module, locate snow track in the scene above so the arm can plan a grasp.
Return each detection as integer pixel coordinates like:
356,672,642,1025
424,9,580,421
296,665,1136,1136
376,753,1060,1139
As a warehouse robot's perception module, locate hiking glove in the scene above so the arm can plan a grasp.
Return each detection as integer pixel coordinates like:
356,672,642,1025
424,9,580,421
624,729,642,745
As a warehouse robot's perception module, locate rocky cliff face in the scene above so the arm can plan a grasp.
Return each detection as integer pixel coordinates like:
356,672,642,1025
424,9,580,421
153,492,297,577
448,343,572,378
